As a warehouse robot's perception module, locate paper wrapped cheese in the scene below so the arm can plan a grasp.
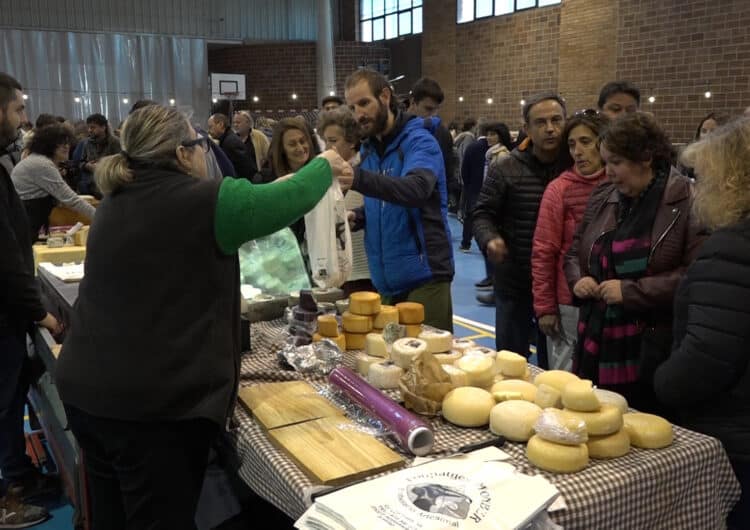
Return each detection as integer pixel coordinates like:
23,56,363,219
399,351,454,416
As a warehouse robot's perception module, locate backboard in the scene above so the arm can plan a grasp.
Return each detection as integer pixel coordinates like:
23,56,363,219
210,73,246,100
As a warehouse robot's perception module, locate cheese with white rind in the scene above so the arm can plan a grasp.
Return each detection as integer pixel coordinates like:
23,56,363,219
563,404,623,436
534,370,580,393
593,388,629,415
497,350,527,377
317,314,339,337
434,350,462,365
455,355,495,388
489,400,543,442
355,353,382,376
442,365,470,387
342,311,373,333
349,292,381,315
451,338,477,353
586,429,631,459
490,379,537,402
391,337,428,369
534,408,588,445
464,347,497,360
442,387,496,427
373,305,399,328
535,384,563,409
365,333,388,358
368,361,403,389
622,413,674,449
418,329,453,354
395,302,425,324
526,435,589,473
562,379,601,412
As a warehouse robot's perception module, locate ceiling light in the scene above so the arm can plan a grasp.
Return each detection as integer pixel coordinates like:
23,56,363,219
520,99,526,106
329,91,335,96
74,96,81,103
122,98,129,104
486,98,493,105
648,96,656,103
704,91,712,99
212,98,218,103
252,96,259,103
458,96,464,102
22,94,28,100
169,98,176,105
292,93,298,100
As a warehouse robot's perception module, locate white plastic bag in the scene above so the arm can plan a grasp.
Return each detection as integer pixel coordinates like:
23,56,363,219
304,179,352,288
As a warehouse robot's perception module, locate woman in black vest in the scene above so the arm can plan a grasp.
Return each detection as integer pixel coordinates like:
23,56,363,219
55,105,351,530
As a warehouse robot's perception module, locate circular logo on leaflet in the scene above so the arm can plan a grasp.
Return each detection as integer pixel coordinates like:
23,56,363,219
407,483,472,519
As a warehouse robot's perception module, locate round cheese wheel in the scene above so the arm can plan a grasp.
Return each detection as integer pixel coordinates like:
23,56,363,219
455,355,495,388
392,337,428,369
534,408,588,445
562,379,601,412
312,332,346,351
490,379,537,402
464,347,497,360
405,324,422,337
490,400,543,442
317,314,339,337
593,389,629,415
396,302,425,324
342,311,373,334
587,429,631,459
497,350,527,377
418,329,453,354
355,353,383,376
434,350,462,365
344,331,368,350
442,365,470,387
368,361,403,389
563,404,623,436
534,384,563,409
622,413,674,449
365,333,388,358
373,305,399,329
349,292,381,315
442,387,495,427
527,435,589,473
452,338,477,353
534,370,580,393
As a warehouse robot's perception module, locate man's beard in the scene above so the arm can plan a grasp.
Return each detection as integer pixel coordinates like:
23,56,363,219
0,120,17,148
361,101,389,137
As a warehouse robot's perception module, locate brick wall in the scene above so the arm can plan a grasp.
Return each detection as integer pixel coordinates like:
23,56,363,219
423,0,457,122
208,42,390,111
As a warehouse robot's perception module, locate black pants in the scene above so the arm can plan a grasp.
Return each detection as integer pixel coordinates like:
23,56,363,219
65,405,217,530
461,190,479,247
494,291,548,368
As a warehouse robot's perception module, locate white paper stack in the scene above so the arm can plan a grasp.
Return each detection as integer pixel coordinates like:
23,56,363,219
295,447,560,530
38,262,85,282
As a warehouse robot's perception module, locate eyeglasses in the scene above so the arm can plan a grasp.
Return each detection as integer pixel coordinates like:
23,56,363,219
574,108,600,117
181,135,209,153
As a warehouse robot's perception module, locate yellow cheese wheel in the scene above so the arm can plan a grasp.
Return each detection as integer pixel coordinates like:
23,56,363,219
534,383,563,409
442,365,470,387
365,333,388,358
442,387,496,427
373,305,399,329
587,429,631,459
418,329,453,354
490,400,543,442
562,379,601,412
317,314,339,338
349,291,381,315
527,435,589,473
593,389,629,415
344,331,368,350
342,311,373,334
534,408,588,445
455,355,495,388
396,302,425,324
355,353,383,376
534,370,580,393
367,361,403,389
563,404,623,436
392,337,428,369
490,379,538,402
497,350,527,377
622,413,674,449
405,324,422,337
312,332,346,350
434,350,462,365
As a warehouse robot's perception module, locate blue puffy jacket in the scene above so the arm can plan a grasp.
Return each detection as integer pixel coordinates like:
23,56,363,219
352,113,454,296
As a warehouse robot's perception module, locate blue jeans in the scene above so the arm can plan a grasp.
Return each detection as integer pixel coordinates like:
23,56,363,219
0,333,34,493
494,291,548,368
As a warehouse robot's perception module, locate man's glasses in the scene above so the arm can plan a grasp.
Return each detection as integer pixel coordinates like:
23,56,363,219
181,135,210,153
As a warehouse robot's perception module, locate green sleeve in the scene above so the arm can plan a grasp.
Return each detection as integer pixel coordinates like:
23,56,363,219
214,157,332,254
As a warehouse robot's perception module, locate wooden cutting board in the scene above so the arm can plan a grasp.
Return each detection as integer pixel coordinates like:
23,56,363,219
268,416,404,485
238,381,343,430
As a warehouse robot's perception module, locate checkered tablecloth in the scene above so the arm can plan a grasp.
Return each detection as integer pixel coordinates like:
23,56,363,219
233,319,741,528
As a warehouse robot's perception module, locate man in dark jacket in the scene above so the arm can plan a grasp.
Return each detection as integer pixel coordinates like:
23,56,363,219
473,93,567,360
71,113,121,197
208,113,256,179
345,69,454,331
0,72,62,527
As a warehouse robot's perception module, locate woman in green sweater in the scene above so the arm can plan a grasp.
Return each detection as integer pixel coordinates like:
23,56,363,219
55,104,350,530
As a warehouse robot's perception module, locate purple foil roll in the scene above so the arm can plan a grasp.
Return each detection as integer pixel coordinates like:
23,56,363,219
328,366,434,456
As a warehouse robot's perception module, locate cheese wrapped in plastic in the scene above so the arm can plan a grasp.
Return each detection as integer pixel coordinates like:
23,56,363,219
534,408,588,445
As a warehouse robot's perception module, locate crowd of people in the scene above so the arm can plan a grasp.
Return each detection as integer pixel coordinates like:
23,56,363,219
2,66,750,528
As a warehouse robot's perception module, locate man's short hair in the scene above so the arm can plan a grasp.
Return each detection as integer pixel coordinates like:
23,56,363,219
462,118,477,132
86,113,108,127
344,69,399,114
0,72,22,110
410,77,444,105
130,99,158,115
211,113,230,129
597,81,641,109
522,93,567,124
321,95,344,108
35,113,60,129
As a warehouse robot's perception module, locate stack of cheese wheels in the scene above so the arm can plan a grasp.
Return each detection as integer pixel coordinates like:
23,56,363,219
527,407,590,473
372,304,399,333
395,302,425,337
496,350,530,380
560,379,629,460
419,329,460,368
367,360,404,389
343,292,380,350
313,314,346,350
354,333,389,377
454,354,495,388
391,337,428,369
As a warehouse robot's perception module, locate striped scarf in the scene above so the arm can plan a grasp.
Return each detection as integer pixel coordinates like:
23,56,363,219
575,171,667,385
